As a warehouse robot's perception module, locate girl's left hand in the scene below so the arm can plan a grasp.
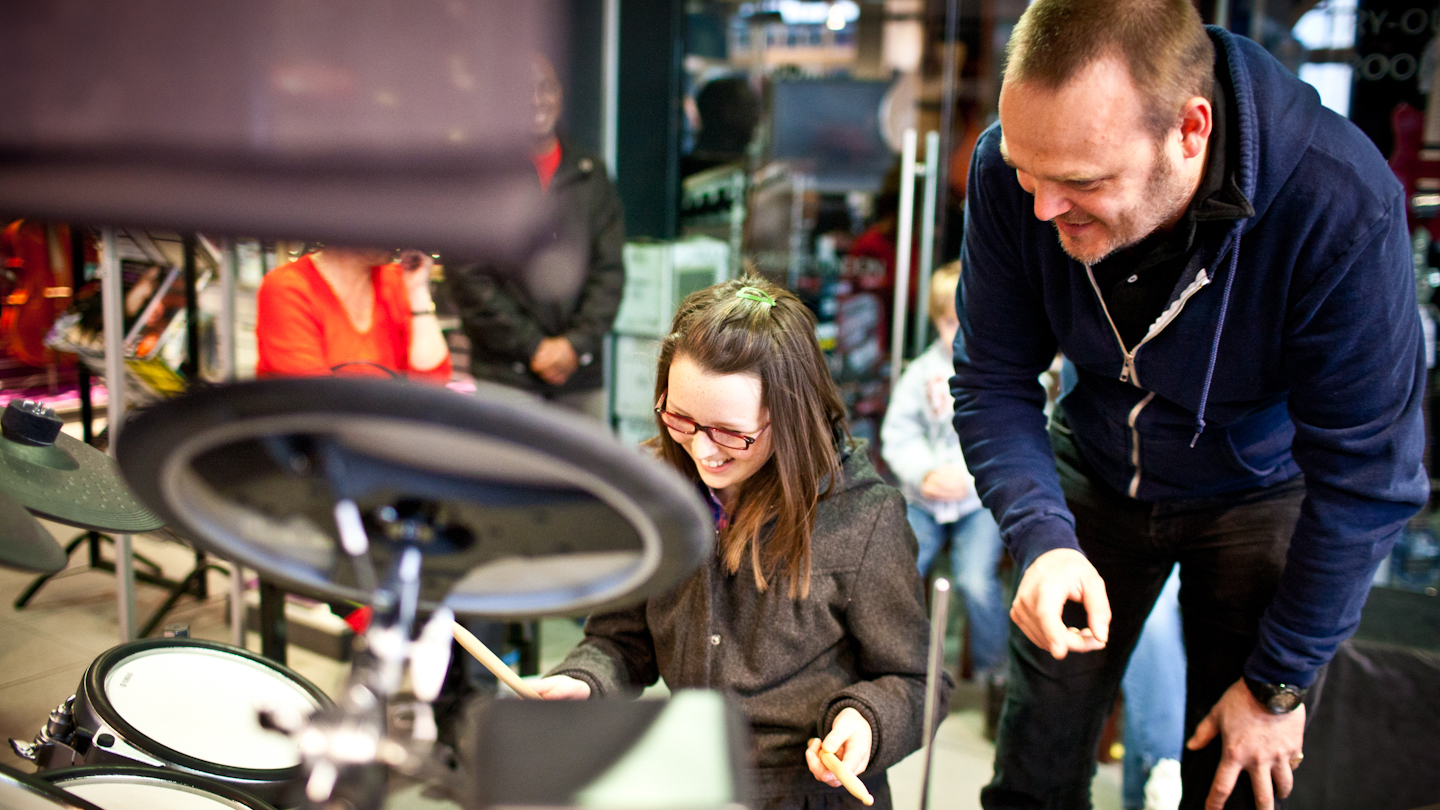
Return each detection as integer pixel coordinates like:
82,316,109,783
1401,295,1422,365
805,707,873,787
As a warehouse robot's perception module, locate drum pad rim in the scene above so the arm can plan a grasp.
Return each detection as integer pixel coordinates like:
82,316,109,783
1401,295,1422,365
80,638,333,782
37,765,274,810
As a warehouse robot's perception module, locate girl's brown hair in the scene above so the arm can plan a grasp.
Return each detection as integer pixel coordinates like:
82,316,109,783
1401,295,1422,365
652,275,848,598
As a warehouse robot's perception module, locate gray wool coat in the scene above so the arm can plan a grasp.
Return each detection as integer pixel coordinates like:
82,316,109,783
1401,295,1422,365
549,442,951,804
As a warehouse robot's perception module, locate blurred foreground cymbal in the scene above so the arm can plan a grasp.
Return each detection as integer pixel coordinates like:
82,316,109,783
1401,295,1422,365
0,400,163,533
0,489,65,573
115,377,713,619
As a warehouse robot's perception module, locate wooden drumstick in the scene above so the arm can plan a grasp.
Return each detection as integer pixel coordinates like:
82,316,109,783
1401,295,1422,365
451,622,543,700
811,739,874,806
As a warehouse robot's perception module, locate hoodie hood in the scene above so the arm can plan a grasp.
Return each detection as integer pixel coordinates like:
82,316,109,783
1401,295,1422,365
1217,27,1318,229
1186,28,1325,447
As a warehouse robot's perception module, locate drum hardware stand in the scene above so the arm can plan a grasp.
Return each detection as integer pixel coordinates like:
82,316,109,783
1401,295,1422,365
9,695,77,768
124,232,226,635
918,578,951,810
4,692,158,775
258,579,290,665
260,475,456,810
507,620,541,677
13,529,228,637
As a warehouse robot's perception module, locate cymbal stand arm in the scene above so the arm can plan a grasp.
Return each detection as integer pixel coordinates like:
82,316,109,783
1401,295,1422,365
282,503,451,810
333,499,379,595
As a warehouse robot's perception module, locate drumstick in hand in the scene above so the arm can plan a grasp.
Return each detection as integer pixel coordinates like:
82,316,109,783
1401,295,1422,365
451,622,543,700
811,738,875,806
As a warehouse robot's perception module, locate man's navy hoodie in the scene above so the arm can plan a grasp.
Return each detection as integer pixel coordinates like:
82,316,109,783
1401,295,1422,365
953,27,1428,688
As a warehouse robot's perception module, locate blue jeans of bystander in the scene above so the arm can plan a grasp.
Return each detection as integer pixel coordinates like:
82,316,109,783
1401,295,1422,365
907,504,1009,675
1121,566,1186,808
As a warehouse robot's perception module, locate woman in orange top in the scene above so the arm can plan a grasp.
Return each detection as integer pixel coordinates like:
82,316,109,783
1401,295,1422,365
255,246,451,382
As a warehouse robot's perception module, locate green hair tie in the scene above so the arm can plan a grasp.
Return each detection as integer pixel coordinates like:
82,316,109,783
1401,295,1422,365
735,286,776,309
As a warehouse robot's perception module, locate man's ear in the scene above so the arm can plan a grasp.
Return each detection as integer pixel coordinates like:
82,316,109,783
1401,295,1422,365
1177,97,1212,160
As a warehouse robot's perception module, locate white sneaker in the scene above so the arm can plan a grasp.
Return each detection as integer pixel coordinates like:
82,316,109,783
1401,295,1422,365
1143,758,1182,810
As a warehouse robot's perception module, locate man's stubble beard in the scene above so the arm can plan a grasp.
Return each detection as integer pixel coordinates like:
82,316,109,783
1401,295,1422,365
1054,148,1194,266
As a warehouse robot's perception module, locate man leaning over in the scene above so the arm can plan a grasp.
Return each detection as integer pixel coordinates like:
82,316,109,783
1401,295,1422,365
952,1,1428,808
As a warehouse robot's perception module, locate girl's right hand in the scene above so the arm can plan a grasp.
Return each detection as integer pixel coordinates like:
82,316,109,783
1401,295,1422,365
532,675,592,700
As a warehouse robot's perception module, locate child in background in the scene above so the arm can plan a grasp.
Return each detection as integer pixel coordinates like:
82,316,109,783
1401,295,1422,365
881,262,1008,680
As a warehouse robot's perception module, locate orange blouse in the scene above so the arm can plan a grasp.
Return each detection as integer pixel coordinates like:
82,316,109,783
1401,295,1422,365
255,255,451,382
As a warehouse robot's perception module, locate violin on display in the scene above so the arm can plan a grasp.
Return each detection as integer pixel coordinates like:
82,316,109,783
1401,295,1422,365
0,220,83,368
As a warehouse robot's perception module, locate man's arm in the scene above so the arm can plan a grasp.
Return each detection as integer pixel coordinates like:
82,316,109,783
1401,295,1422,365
951,127,1080,574
1188,188,1427,810
952,127,1112,658
1257,194,1427,688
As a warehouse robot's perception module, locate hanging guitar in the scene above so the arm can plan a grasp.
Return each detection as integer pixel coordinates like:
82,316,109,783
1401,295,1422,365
0,220,79,368
1388,36,1440,237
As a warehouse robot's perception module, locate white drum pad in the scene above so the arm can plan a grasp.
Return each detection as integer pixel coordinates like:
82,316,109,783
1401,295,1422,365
59,779,250,810
0,782,88,810
103,648,320,770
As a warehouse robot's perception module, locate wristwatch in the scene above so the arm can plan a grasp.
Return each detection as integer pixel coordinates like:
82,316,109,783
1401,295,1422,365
1244,676,1307,714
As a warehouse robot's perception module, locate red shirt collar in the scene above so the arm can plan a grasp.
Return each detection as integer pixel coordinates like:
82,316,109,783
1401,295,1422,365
530,141,562,192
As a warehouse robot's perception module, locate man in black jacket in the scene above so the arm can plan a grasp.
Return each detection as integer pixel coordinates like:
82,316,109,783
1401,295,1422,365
439,54,626,721
446,53,625,418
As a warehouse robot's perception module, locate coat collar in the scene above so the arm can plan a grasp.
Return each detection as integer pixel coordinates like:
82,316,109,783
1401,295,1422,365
548,136,602,191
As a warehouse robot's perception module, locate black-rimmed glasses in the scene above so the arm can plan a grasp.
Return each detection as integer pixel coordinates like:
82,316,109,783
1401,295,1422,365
655,392,769,450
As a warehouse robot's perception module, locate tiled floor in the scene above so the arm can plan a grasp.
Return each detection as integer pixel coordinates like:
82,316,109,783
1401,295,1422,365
0,520,1121,810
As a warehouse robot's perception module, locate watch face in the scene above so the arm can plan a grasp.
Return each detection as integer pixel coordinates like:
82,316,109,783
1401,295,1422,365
1269,689,1302,713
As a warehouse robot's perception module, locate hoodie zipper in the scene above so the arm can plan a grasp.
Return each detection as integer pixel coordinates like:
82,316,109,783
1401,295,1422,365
1084,266,1212,387
1083,265,1213,496
1125,392,1156,497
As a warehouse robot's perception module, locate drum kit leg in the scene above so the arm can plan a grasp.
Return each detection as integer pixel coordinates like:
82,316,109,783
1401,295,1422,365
13,530,229,638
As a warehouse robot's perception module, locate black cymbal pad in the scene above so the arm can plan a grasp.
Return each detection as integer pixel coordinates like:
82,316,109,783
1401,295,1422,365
0,489,66,574
0,405,164,533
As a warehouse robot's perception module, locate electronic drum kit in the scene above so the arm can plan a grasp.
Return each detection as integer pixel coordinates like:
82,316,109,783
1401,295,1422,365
1,374,956,810
0,377,751,810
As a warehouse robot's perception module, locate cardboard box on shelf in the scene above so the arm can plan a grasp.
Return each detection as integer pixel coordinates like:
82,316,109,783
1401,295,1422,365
614,237,730,337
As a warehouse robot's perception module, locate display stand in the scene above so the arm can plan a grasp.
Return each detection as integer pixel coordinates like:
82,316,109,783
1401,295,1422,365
218,237,247,649
101,227,136,641
14,229,228,640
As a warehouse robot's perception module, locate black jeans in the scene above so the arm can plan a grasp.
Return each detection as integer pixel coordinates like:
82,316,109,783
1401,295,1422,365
980,421,1308,810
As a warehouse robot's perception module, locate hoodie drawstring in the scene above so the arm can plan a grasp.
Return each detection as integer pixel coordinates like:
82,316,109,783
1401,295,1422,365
1190,236,1242,448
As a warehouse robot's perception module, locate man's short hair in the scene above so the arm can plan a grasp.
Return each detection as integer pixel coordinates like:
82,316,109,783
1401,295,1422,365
929,261,961,323
1004,0,1215,138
